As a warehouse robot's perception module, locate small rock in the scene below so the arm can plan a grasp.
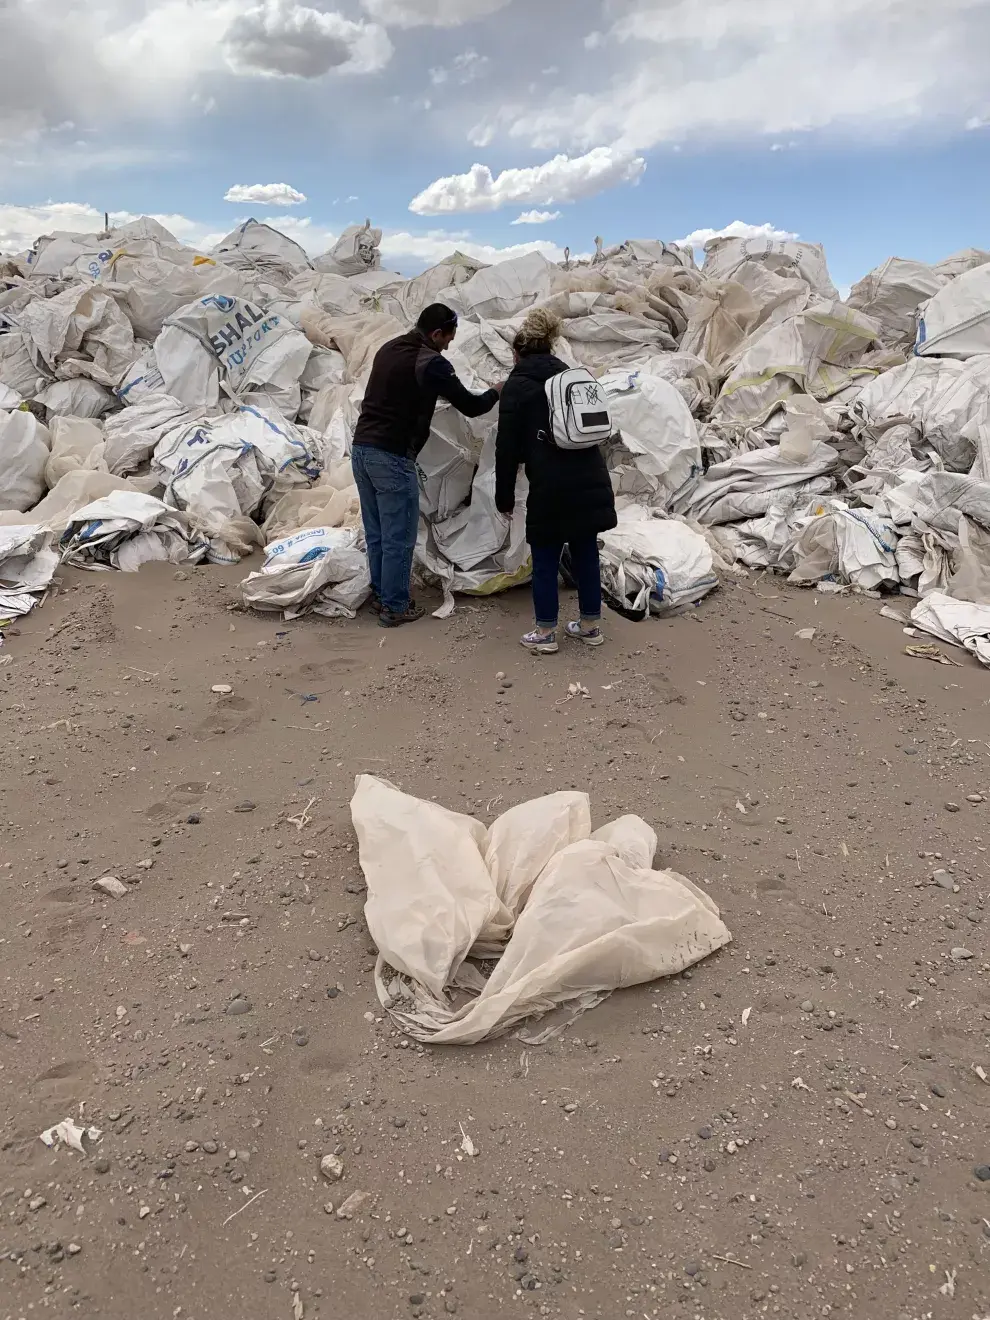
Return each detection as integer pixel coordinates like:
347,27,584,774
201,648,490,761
226,997,252,1015
950,947,975,961
800,1000,814,1013
930,1083,947,1098
67,1243,81,1256
336,1190,369,1220
697,1125,713,1140
234,801,257,813
944,802,961,813
932,869,954,890
187,813,201,825
203,1141,219,1155
974,1165,990,1182
967,793,985,804
294,1032,309,1047
138,1206,151,1220
94,1159,110,1175
211,684,233,695
93,876,129,899
320,1154,344,1183
562,1102,579,1114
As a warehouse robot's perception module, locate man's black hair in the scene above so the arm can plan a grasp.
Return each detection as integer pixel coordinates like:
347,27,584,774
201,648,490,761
417,303,458,335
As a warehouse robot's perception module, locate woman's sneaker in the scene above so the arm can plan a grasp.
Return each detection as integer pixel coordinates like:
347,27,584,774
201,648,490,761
379,601,426,628
565,621,605,647
520,628,559,654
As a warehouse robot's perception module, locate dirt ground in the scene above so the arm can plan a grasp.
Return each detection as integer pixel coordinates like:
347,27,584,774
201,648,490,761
1,561,989,1320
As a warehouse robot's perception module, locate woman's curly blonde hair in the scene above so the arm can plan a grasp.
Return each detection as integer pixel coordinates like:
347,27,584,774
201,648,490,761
512,307,563,356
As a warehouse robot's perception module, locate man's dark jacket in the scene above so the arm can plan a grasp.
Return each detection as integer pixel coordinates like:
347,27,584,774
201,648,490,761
352,330,498,460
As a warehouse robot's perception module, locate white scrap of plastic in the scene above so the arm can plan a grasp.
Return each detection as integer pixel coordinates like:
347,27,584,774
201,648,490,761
40,1117,102,1154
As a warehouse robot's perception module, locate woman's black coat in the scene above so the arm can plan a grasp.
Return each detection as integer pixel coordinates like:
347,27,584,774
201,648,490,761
493,353,618,547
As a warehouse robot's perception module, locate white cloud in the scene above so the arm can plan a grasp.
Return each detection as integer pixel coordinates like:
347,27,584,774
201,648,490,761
0,202,220,255
478,0,989,151
381,229,571,266
0,1,398,141
674,220,799,250
511,210,561,225
224,183,308,206
409,145,645,215
361,0,511,26
965,115,989,130
0,200,578,272
222,1,392,77
429,48,488,86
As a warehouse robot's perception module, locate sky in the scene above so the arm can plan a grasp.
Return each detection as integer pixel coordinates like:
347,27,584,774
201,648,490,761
0,0,988,289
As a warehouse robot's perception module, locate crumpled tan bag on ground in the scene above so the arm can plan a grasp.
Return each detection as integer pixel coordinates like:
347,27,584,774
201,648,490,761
351,776,731,1045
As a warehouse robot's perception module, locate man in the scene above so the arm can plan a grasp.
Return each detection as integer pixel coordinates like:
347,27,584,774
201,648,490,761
351,303,501,628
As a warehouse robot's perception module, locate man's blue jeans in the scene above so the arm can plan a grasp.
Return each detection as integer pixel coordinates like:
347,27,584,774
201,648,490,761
351,444,420,614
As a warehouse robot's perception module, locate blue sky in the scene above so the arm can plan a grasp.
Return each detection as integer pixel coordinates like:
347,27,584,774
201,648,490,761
1,0,988,289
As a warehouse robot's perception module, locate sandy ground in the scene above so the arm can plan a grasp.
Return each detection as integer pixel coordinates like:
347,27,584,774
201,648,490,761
1,562,989,1320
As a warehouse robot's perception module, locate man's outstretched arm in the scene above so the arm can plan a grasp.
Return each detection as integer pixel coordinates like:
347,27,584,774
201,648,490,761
424,355,501,417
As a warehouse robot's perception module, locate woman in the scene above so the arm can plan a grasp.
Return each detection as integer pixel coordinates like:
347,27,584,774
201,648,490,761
495,309,617,655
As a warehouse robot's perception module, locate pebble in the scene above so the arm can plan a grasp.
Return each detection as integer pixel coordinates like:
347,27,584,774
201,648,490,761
932,869,954,890
211,684,233,695
944,802,961,813
93,876,129,899
930,1083,947,1098
94,1159,110,1175
226,997,252,1015
234,801,257,812
800,1000,814,1013
974,1165,990,1182
950,947,975,961
697,1125,713,1140
320,1154,344,1182
187,813,201,825
203,1141,219,1154
967,793,985,803
294,1032,309,1047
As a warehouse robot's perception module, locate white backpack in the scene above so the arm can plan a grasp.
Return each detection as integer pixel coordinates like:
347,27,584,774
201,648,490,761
544,368,612,450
